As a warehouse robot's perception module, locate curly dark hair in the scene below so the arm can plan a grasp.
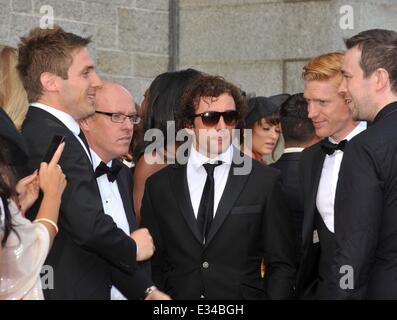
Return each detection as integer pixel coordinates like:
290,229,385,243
177,74,247,130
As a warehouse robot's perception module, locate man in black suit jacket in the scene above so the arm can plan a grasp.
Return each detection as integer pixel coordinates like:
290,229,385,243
330,29,397,299
270,93,318,266
18,26,155,299
80,82,170,300
296,52,366,299
141,75,296,299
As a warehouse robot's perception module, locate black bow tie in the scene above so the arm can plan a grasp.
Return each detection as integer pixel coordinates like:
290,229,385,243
320,139,347,155
94,160,122,182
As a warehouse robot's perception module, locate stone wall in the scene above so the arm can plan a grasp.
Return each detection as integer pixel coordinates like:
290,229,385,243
178,0,397,96
0,0,169,103
1,0,397,102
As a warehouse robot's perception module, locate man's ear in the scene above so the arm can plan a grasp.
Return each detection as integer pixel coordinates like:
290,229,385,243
40,72,58,92
374,68,390,92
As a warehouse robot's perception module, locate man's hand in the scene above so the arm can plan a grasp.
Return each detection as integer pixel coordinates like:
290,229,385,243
145,288,172,300
131,228,155,261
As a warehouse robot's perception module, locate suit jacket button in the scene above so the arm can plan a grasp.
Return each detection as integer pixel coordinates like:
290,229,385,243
202,261,209,269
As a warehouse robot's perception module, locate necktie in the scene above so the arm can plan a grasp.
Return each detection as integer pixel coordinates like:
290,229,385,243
320,139,347,155
197,162,222,244
94,160,122,182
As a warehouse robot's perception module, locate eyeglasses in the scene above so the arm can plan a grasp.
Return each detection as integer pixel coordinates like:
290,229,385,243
95,111,141,124
192,110,239,127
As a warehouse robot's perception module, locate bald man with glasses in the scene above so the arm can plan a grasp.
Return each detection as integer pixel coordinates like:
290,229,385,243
140,74,296,300
80,82,170,300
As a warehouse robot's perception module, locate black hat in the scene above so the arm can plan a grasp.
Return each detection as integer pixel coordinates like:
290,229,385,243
0,107,28,165
244,94,290,127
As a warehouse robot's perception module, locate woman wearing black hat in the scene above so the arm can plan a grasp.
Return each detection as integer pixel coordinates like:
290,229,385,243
0,108,66,299
243,94,290,164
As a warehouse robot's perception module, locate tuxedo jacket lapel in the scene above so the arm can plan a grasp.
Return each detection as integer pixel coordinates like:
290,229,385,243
170,164,202,244
117,166,137,232
302,145,326,248
205,161,250,247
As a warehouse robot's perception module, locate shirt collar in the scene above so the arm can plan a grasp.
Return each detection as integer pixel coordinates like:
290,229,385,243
90,148,112,170
31,102,81,136
283,147,304,154
329,121,367,144
188,143,233,170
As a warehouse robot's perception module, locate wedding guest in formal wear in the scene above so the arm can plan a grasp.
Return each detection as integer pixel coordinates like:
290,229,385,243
296,52,366,299
0,107,66,300
270,93,318,265
242,94,289,164
141,74,296,299
80,81,170,300
18,25,156,299
331,29,397,299
133,69,202,223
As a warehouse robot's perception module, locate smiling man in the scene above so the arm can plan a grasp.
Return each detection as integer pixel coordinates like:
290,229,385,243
330,29,397,299
19,26,156,299
140,74,296,300
296,52,366,299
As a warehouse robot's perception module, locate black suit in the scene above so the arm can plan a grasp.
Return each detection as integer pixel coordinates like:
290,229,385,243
21,107,152,299
295,143,331,299
141,151,296,300
270,152,304,265
331,102,397,299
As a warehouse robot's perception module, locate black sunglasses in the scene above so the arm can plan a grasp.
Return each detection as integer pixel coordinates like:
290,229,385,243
192,110,239,127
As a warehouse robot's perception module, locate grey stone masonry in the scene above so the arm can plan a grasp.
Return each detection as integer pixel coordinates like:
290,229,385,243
0,0,169,103
1,0,396,102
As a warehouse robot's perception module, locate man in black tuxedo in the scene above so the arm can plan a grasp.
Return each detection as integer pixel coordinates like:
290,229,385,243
270,93,318,265
80,82,170,300
18,26,156,299
330,29,397,299
296,52,366,299
141,74,296,299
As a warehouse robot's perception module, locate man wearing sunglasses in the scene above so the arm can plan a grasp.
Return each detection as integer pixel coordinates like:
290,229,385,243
141,74,296,299
80,82,170,300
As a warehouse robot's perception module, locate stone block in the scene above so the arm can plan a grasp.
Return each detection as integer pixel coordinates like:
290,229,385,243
82,1,117,25
284,60,308,95
96,24,117,48
179,0,343,64
12,0,33,13
179,60,283,97
0,0,11,40
118,8,168,55
97,50,132,75
131,53,169,78
33,0,84,21
136,0,169,11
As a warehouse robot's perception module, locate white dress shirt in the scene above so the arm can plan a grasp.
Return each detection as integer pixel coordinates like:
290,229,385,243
91,149,130,300
187,144,233,219
316,121,367,232
30,103,91,161
283,147,304,154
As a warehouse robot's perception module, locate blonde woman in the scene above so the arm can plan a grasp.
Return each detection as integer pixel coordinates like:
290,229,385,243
0,46,29,130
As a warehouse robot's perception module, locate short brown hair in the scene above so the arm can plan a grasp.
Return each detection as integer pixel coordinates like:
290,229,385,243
17,25,91,102
302,52,344,87
344,29,397,93
177,74,246,130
